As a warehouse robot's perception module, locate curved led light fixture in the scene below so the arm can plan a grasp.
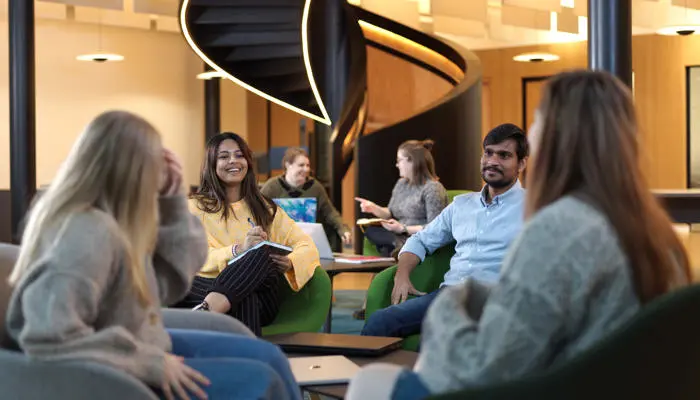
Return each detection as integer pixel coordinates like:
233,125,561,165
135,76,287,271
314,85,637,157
657,25,700,36
196,70,226,80
512,52,560,63
76,53,124,62
179,0,332,125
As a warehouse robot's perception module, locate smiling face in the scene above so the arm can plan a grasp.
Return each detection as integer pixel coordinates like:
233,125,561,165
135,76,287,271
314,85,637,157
285,154,311,184
215,139,248,186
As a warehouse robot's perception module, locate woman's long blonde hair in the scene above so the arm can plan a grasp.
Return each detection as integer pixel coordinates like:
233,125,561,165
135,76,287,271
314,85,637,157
9,111,163,305
527,70,690,303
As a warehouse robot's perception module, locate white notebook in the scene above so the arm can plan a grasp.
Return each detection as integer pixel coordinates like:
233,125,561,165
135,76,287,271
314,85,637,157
289,355,360,386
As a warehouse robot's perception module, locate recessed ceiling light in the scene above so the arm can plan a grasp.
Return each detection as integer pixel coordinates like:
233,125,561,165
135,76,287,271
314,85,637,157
657,25,700,36
196,70,226,80
512,52,560,62
76,53,124,62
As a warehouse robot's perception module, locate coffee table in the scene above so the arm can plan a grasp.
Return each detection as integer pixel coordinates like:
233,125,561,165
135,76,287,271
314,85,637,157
289,349,418,399
320,258,396,333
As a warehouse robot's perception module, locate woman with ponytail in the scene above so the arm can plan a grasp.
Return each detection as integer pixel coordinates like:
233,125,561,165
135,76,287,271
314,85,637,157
355,139,448,257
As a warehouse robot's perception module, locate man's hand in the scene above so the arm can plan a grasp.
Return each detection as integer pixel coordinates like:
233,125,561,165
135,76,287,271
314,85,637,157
391,273,427,305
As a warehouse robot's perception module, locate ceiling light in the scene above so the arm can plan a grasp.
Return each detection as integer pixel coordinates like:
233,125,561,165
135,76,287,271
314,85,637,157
656,25,700,36
76,53,124,62
196,70,226,80
513,52,560,62
77,10,123,63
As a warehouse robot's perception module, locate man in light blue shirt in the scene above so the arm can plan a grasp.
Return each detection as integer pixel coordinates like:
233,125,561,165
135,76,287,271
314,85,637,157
362,123,528,338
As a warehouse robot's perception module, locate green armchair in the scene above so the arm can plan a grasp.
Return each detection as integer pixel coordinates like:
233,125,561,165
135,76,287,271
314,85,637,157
362,189,469,350
428,283,700,399
262,266,332,336
365,244,455,350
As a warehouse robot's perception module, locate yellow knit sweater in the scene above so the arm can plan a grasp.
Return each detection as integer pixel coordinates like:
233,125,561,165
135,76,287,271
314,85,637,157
187,198,320,291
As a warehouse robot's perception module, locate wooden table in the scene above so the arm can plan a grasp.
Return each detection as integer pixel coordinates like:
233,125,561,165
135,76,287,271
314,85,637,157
320,258,397,333
290,349,419,399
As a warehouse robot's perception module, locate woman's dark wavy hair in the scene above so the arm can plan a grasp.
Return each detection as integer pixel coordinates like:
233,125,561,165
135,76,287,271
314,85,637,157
192,132,276,231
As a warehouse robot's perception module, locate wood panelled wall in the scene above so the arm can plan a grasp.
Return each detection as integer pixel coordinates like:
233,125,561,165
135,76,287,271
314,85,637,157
341,46,456,227
475,33,700,189
364,46,454,132
245,92,314,180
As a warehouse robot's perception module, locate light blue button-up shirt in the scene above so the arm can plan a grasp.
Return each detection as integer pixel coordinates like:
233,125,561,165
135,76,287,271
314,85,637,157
399,181,525,286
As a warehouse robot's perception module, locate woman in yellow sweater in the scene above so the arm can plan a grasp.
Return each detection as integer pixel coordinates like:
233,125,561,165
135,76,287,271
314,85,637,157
176,132,320,335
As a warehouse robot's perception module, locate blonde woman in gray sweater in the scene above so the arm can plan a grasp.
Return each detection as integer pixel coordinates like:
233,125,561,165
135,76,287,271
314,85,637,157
6,111,300,400
347,71,691,399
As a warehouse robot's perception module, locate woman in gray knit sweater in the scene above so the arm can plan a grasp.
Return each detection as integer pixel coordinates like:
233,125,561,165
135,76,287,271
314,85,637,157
347,71,691,399
355,139,448,257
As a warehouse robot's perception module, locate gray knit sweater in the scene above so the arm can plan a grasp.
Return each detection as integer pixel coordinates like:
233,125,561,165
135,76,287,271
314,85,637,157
416,196,643,393
6,196,208,387
387,179,447,227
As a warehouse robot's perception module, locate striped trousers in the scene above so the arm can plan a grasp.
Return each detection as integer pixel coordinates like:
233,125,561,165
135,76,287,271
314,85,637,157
176,259,282,336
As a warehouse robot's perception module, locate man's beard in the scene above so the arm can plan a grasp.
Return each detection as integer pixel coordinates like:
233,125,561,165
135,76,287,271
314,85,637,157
481,167,514,189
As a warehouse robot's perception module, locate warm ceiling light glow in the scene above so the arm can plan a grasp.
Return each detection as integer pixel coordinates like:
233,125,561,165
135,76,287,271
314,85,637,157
197,71,226,80
180,0,331,125
358,20,464,81
561,0,575,8
76,53,124,62
657,25,700,36
512,52,560,62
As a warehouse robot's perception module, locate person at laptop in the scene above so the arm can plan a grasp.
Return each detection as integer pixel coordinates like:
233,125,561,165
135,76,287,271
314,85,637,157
175,133,320,336
261,147,352,251
361,124,528,339
355,139,448,258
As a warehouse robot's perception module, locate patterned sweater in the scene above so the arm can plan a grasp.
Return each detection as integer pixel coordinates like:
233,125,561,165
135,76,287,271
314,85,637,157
387,179,447,227
416,196,649,393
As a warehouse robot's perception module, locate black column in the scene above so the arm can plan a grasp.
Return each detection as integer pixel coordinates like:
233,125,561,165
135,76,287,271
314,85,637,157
588,0,632,87
9,0,36,244
312,0,347,207
203,64,220,142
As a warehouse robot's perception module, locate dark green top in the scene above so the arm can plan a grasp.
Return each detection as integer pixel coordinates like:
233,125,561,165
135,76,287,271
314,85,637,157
261,176,350,237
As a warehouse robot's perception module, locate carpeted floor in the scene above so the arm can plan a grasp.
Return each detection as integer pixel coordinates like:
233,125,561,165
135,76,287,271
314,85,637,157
329,289,367,335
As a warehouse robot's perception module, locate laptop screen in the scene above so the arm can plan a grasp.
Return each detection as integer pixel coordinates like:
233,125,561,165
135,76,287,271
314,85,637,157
273,197,318,223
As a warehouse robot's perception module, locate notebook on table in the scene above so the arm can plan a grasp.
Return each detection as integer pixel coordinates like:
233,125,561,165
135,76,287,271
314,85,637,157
268,332,403,357
288,355,360,386
227,241,292,267
273,197,318,223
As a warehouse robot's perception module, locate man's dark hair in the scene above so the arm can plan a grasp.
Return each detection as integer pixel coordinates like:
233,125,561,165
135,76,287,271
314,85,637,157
483,123,529,160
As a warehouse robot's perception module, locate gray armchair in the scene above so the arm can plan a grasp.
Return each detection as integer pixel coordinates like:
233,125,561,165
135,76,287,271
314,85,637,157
0,243,252,399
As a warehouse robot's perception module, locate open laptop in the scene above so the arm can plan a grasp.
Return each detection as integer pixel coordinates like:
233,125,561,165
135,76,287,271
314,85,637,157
297,222,334,260
288,355,360,386
297,222,397,264
268,332,403,357
273,197,318,223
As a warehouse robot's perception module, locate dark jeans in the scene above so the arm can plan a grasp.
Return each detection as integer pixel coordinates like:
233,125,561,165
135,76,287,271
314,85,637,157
392,370,432,400
154,329,301,400
361,289,442,338
365,226,406,257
